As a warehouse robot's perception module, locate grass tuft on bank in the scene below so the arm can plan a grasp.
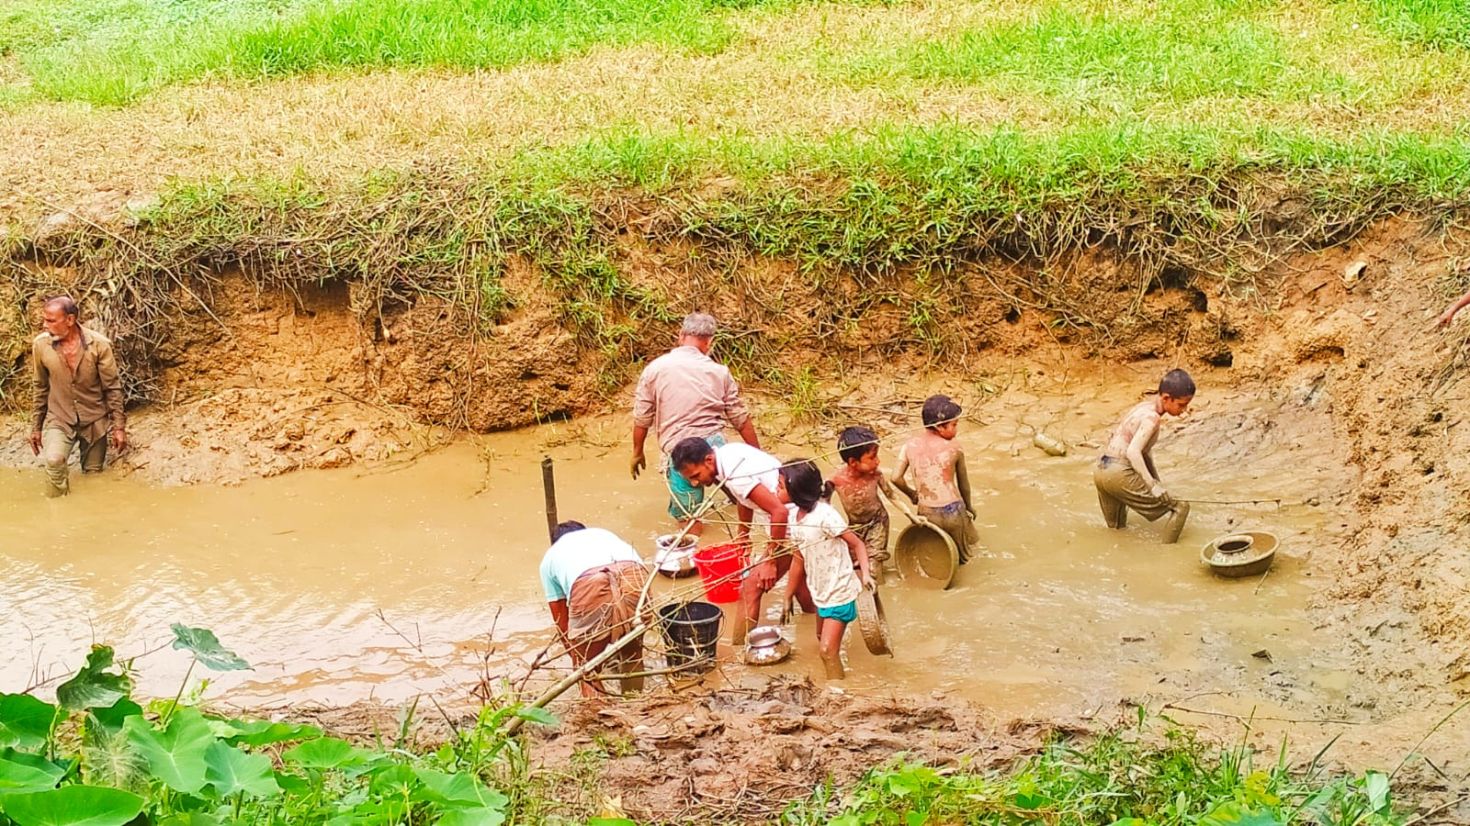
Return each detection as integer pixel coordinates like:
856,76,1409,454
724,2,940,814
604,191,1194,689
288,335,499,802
784,725,1407,825
11,121,1468,404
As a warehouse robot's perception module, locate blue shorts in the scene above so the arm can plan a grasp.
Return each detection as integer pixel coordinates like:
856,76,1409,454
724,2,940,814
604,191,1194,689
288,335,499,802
817,600,858,624
666,433,726,520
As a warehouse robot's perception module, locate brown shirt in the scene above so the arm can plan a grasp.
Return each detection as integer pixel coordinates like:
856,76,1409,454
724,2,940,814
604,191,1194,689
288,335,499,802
631,345,751,452
32,327,126,442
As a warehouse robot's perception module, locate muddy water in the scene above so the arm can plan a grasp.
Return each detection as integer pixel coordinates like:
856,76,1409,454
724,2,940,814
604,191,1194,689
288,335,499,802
0,375,1356,719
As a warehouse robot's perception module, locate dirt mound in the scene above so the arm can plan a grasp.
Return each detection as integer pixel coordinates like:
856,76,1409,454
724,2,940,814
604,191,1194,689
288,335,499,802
528,679,1041,821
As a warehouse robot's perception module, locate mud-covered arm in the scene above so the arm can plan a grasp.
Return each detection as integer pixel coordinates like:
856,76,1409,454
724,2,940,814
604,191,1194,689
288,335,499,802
631,366,656,448
841,529,871,588
1439,289,1470,328
782,550,804,615
955,449,973,513
31,340,49,433
876,472,898,502
745,482,788,545
97,341,126,433
548,600,570,639
890,448,918,503
1127,417,1161,489
723,370,759,449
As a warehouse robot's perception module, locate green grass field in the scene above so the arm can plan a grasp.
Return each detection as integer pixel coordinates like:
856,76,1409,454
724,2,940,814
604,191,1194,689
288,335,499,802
3,0,1469,371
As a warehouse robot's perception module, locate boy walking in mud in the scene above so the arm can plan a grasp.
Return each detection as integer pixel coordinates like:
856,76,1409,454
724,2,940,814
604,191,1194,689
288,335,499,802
826,426,898,579
1094,369,1195,544
780,460,873,680
892,395,980,564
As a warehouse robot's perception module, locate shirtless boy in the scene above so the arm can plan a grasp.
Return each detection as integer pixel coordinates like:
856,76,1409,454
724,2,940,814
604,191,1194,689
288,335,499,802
827,426,898,578
892,395,979,564
1094,369,1195,544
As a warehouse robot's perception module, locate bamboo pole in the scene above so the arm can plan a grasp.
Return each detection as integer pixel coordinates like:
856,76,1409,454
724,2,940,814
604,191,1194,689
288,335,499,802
542,456,558,542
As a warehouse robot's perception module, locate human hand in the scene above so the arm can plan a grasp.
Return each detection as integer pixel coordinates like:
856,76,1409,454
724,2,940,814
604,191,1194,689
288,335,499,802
1438,307,1461,329
1150,484,1172,504
29,431,41,456
965,509,976,522
861,571,876,590
755,560,778,590
630,451,646,480
110,428,127,453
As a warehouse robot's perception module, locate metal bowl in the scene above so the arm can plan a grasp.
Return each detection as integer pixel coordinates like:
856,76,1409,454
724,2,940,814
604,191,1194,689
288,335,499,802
654,535,699,578
747,625,784,648
743,626,791,666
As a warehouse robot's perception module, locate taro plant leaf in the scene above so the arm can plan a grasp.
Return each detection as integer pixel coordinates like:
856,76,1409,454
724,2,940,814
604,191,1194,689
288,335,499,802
0,695,60,750
169,625,250,672
0,784,145,826
159,815,225,826
87,698,142,734
122,707,215,794
368,763,418,799
218,719,323,747
79,724,148,792
273,771,312,795
282,737,363,770
0,751,66,793
203,741,280,799
411,769,508,811
437,809,507,826
1199,802,1285,826
55,647,131,712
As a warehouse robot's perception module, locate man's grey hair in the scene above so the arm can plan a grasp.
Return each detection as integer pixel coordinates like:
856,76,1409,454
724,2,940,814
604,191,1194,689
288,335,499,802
44,296,79,317
680,312,717,339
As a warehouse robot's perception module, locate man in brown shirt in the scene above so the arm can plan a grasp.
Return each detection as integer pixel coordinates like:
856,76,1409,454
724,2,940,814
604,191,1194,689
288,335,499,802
630,313,758,532
29,296,127,496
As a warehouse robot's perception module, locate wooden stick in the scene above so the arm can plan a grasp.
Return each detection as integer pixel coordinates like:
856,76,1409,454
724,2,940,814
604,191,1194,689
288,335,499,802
1182,498,1284,506
542,456,558,543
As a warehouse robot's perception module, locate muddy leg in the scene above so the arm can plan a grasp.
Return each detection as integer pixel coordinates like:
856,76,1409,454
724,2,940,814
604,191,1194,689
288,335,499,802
41,427,75,497
818,618,846,680
1161,501,1190,545
79,436,107,473
735,577,763,645
613,637,644,695
572,636,609,698
1097,486,1127,529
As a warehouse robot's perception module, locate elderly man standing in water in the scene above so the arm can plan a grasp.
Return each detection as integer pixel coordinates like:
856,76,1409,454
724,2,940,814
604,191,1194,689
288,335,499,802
539,521,650,697
29,296,127,497
630,312,760,534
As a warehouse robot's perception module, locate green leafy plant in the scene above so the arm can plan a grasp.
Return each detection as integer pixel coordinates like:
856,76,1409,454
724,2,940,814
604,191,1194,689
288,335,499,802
0,626,553,825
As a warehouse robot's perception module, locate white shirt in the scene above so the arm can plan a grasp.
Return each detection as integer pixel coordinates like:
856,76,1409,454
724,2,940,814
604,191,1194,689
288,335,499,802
538,528,642,602
790,502,862,609
714,442,781,510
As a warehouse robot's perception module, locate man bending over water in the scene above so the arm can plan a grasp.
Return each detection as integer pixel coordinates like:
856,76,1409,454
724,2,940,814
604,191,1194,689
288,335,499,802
1094,369,1195,544
539,521,649,697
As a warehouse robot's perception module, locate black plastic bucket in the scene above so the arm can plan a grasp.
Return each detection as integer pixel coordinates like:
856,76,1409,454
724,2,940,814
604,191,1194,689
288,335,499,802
658,601,722,674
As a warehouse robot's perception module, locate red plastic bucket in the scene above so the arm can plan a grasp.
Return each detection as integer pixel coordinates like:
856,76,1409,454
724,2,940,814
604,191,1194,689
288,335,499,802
692,543,745,604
